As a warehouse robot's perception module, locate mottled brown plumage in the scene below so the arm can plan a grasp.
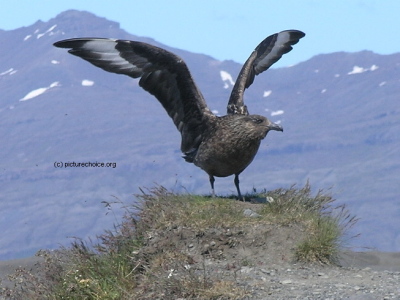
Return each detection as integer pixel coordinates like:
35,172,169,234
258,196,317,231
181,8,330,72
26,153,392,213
190,114,283,200
54,30,305,200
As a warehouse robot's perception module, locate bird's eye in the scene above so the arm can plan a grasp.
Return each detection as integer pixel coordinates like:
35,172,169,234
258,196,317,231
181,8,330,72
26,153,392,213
252,118,263,124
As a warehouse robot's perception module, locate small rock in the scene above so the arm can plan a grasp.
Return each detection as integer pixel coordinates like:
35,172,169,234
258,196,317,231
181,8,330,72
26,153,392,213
317,272,329,279
201,244,210,254
243,208,261,217
241,266,253,274
281,279,292,284
312,291,321,295
261,269,276,276
266,196,274,203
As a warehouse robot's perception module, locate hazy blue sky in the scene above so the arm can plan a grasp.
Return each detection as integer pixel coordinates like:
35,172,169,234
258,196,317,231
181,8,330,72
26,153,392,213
1,1,399,66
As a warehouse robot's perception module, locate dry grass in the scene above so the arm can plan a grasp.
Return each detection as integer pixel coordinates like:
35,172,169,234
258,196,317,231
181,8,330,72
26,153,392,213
1,183,357,299
259,183,358,263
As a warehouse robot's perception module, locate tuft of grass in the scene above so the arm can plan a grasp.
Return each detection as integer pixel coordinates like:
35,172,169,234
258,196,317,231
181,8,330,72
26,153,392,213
1,183,357,299
295,203,359,264
257,182,358,264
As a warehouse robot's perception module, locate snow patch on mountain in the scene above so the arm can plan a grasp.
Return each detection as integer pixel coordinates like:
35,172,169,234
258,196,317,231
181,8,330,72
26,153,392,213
82,79,94,86
348,66,366,75
263,90,272,97
0,68,17,76
370,65,379,71
34,24,58,40
20,82,60,101
271,110,284,116
348,64,379,75
220,70,235,89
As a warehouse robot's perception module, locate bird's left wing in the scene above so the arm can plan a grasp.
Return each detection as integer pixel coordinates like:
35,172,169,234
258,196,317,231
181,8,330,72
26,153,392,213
227,30,305,115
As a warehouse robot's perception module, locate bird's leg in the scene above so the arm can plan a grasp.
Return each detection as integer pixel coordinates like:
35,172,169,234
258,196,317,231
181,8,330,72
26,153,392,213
209,175,216,198
234,174,244,201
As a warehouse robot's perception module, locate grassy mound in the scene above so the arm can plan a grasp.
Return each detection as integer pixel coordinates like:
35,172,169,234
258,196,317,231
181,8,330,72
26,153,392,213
1,183,357,299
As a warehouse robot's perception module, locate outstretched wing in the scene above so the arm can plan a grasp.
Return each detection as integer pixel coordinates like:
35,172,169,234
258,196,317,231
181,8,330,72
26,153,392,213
227,30,305,115
54,38,215,153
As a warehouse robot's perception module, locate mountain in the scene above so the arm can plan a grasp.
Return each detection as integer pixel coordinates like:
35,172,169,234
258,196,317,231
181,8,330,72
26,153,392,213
1,10,399,260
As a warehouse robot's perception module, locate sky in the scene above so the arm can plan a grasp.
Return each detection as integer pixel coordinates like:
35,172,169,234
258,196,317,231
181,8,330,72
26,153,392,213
1,1,400,67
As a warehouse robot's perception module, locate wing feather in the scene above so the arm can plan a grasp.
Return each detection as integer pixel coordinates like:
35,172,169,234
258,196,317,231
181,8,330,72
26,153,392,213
227,30,305,115
54,38,215,153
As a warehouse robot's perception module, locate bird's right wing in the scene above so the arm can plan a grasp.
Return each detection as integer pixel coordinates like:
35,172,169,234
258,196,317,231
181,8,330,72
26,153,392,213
54,38,216,153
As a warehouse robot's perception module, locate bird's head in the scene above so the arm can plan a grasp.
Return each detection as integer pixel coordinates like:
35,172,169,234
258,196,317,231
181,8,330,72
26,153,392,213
244,114,283,139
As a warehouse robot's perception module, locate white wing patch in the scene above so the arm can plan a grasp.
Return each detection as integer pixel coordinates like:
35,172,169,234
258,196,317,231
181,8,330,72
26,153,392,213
255,31,291,72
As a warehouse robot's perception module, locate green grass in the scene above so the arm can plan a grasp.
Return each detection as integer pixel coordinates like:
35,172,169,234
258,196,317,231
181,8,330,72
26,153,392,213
1,183,357,299
258,184,358,263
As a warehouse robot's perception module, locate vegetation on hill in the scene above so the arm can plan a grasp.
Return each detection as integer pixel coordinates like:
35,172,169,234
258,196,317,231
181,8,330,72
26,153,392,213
1,183,357,299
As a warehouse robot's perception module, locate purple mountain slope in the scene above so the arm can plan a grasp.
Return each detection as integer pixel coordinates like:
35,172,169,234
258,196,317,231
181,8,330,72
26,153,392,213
0,10,399,259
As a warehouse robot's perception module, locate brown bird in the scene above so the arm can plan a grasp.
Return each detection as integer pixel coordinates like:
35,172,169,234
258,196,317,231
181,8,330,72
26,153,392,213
54,30,305,200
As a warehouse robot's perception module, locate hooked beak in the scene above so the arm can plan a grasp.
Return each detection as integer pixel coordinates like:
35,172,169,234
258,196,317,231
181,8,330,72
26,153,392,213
268,122,283,132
